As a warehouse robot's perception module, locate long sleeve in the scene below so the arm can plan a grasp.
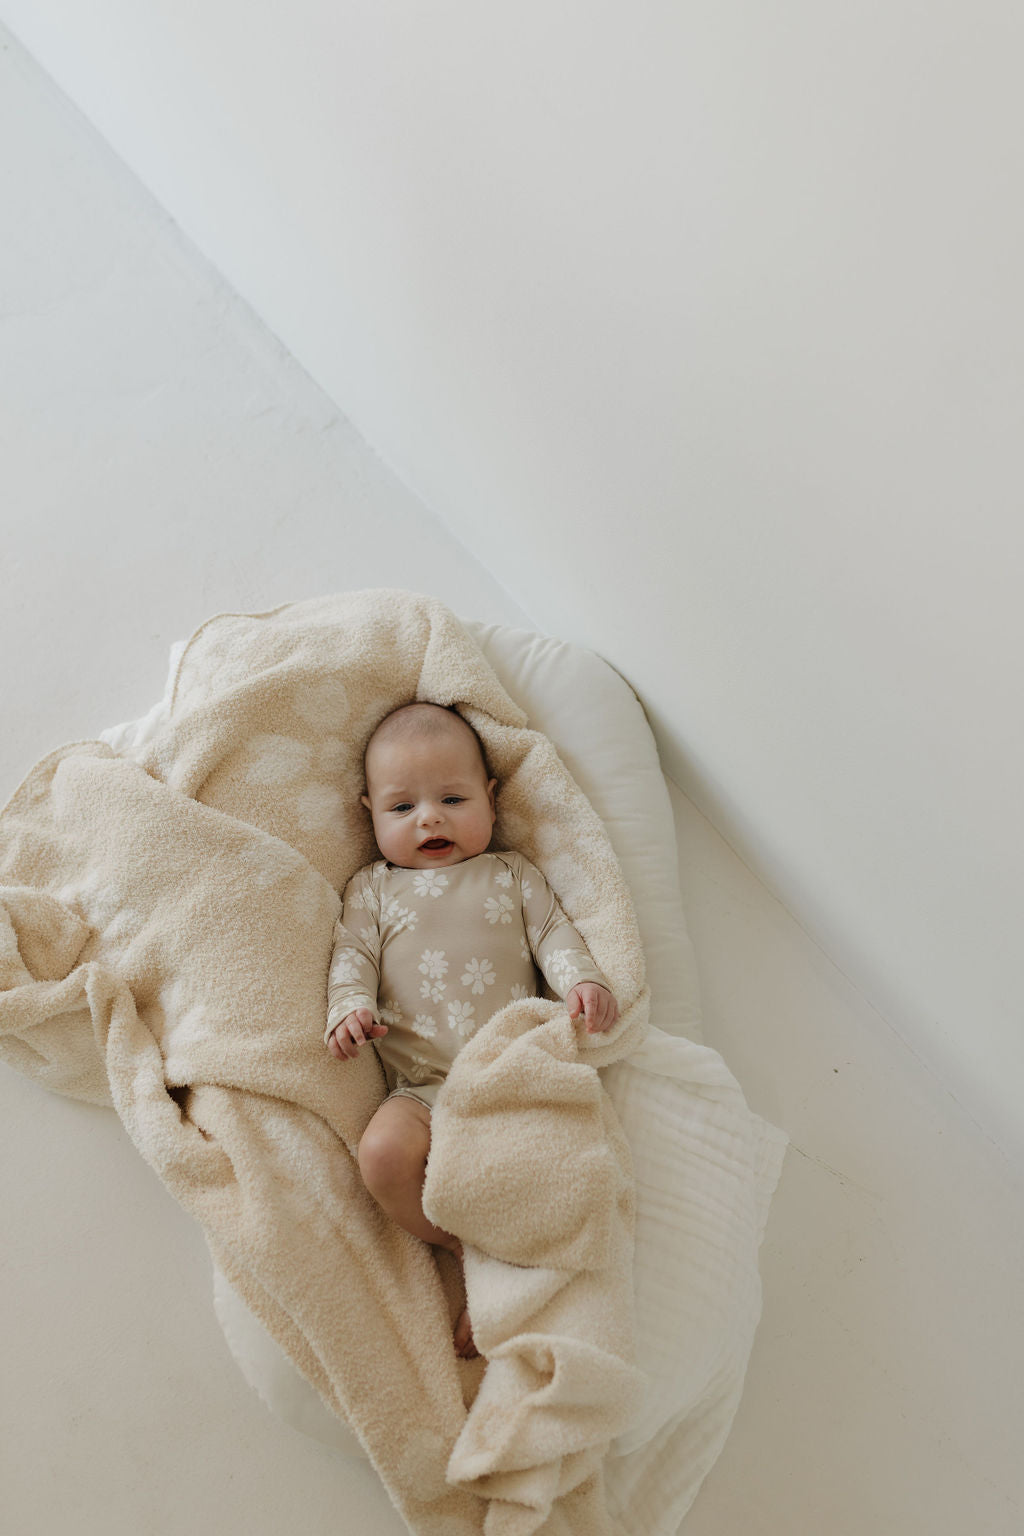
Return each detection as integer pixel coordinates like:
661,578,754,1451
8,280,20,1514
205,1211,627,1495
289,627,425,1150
516,853,614,1001
325,865,383,1042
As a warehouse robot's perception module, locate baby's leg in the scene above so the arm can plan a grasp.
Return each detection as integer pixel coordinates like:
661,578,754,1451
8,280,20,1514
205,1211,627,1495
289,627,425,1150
357,1096,477,1358
358,1095,453,1248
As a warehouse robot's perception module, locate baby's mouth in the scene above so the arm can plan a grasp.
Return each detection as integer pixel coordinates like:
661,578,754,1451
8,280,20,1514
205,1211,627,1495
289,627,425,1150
419,838,452,852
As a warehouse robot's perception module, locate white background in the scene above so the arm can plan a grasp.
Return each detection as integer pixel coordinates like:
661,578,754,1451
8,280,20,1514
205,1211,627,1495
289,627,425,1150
1,18,1023,1535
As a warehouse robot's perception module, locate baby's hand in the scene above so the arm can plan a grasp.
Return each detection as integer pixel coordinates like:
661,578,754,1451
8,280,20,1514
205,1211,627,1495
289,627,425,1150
566,983,620,1035
327,1007,389,1060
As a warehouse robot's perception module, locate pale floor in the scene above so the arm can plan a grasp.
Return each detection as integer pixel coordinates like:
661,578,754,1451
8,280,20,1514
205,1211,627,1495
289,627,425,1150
2,26,1023,1535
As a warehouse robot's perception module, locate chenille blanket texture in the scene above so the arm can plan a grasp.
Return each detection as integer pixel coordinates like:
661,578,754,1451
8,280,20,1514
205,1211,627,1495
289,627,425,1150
0,590,659,1536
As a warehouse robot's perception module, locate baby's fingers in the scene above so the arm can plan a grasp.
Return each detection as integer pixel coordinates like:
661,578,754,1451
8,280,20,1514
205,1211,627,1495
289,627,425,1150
353,1011,388,1043
586,997,619,1033
348,1008,371,1042
328,1011,378,1060
328,1026,359,1060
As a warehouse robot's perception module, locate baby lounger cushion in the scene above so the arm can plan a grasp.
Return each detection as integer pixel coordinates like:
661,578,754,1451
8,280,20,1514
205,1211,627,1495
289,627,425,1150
100,605,787,1533
1,592,785,1536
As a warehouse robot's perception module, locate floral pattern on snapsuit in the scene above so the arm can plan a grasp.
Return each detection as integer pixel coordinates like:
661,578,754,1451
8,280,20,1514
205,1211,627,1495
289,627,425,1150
325,849,612,1105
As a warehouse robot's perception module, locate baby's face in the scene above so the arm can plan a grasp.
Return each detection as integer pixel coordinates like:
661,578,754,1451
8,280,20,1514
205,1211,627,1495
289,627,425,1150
360,731,497,870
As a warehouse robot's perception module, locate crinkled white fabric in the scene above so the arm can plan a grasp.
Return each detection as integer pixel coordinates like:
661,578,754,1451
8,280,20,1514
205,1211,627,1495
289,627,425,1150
102,616,786,1534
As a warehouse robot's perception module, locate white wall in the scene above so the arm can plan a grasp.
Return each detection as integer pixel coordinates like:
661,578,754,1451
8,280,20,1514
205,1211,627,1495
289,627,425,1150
0,37,526,1535
3,2,1022,1169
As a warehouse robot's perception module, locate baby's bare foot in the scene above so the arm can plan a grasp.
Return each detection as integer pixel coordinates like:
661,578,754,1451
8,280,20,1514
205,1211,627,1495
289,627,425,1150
454,1305,478,1360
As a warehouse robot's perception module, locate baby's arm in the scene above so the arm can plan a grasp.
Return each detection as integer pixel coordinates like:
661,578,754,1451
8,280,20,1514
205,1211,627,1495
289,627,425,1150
326,866,384,1052
516,853,620,1033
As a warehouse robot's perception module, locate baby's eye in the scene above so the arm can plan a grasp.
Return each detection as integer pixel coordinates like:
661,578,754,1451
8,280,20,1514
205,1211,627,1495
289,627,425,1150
390,803,413,813
442,796,464,805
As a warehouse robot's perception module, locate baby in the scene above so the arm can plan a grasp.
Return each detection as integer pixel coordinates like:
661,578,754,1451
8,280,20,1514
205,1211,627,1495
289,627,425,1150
326,701,620,1359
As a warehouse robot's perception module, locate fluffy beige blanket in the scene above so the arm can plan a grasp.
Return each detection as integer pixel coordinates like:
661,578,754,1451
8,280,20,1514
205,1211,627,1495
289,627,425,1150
0,590,650,1535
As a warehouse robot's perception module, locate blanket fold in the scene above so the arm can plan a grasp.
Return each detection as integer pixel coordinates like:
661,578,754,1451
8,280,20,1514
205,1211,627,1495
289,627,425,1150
424,1007,633,1271
0,590,651,1536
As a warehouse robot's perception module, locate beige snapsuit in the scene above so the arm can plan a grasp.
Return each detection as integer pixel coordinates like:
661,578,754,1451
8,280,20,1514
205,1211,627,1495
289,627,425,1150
325,850,612,1109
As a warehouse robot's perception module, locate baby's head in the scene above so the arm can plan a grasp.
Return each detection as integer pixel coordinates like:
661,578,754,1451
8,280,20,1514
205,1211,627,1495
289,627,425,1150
360,703,497,870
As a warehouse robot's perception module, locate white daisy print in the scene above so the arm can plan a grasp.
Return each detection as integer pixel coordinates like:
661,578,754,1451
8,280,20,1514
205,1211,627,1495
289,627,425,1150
494,866,514,889
346,884,368,911
418,949,448,980
379,999,404,1025
521,879,534,902
461,958,496,995
508,982,531,1001
412,1013,438,1039
381,895,419,933
447,999,476,1036
406,1055,433,1083
412,870,449,899
328,953,363,985
520,937,532,961
546,949,592,990
420,978,447,1004
484,893,516,925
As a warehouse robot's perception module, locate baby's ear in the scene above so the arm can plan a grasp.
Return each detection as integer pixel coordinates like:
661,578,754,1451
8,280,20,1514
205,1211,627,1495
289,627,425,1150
360,794,372,811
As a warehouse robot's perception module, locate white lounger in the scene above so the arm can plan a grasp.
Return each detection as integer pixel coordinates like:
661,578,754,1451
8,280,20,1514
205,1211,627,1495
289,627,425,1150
98,614,785,1535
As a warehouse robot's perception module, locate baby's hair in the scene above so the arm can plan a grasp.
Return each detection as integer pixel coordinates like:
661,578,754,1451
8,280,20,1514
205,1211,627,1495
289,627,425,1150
364,702,493,784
